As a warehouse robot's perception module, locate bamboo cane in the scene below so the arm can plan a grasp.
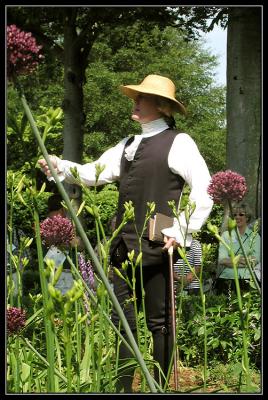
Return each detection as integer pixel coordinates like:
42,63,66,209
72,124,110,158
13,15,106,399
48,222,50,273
168,246,179,390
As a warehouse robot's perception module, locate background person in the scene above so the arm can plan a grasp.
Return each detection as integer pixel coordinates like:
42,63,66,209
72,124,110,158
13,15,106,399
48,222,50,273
174,238,202,296
215,202,261,294
38,74,213,391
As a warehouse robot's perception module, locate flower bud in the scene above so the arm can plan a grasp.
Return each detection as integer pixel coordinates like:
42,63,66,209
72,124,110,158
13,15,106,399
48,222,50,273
207,222,219,236
127,250,135,262
228,217,237,232
135,252,143,266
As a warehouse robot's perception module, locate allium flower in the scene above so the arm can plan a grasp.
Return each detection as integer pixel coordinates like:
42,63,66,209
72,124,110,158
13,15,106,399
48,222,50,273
7,306,26,335
78,253,95,289
40,215,75,248
7,24,44,79
207,170,247,204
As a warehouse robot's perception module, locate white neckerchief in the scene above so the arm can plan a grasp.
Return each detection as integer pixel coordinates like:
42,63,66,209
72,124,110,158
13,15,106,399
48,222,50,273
124,118,169,161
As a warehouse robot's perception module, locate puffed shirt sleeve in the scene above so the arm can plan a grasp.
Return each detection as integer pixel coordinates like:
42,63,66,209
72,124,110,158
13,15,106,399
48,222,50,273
52,137,129,186
162,133,213,246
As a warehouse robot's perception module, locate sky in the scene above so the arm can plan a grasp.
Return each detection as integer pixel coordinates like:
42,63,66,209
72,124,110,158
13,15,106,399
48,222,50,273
201,24,227,86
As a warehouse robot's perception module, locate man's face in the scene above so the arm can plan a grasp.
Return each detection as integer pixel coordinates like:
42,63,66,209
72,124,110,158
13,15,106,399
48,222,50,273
131,94,162,123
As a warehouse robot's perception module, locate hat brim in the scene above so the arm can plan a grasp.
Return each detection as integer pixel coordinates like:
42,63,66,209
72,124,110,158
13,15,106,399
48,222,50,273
120,85,186,115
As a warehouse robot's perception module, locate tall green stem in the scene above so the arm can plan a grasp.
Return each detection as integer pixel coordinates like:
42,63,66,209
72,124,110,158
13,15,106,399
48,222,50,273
199,274,207,390
134,205,155,391
73,247,81,391
33,207,55,392
8,177,15,307
228,201,257,388
14,337,21,392
234,226,260,294
229,244,250,388
63,321,72,392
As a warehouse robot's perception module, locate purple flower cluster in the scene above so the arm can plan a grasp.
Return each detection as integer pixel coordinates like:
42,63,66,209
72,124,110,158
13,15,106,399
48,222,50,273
40,215,75,248
7,306,26,335
7,24,44,79
207,170,247,205
78,253,95,289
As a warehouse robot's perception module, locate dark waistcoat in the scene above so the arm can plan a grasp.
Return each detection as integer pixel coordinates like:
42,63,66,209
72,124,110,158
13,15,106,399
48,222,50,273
111,129,185,266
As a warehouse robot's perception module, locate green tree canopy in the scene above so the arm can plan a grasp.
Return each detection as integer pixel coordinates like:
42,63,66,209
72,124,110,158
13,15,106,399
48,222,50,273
7,18,226,175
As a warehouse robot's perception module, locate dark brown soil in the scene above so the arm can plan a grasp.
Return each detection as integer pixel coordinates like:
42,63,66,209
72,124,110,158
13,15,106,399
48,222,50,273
132,365,204,393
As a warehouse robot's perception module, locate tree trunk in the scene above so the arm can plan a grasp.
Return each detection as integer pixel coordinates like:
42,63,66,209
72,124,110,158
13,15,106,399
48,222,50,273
226,7,261,219
62,10,86,203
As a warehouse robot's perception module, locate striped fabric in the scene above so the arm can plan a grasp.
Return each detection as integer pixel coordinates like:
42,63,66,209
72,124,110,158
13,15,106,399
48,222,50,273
173,239,202,290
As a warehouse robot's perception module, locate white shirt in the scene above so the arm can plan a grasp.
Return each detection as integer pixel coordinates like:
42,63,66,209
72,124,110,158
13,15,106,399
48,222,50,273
49,118,213,246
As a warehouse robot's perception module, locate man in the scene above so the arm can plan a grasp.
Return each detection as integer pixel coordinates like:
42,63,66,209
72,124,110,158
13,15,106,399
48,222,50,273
38,74,213,391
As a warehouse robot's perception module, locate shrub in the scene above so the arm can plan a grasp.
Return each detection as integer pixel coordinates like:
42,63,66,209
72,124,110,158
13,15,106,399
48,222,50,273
82,183,119,247
177,292,261,369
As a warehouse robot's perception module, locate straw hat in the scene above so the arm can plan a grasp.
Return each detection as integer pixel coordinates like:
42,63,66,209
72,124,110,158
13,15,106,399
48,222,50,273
120,74,186,115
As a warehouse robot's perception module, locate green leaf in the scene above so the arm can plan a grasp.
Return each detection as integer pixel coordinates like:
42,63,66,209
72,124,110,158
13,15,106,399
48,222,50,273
21,362,31,383
7,114,20,133
76,200,86,216
198,326,204,336
254,328,261,341
20,114,29,135
212,338,219,349
80,331,92,381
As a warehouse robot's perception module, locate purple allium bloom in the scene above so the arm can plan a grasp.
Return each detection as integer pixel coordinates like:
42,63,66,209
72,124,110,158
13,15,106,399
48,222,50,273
7,24,44,79
78,254,95,289
7,306,26,335
207,170,247,205
40,215,75,248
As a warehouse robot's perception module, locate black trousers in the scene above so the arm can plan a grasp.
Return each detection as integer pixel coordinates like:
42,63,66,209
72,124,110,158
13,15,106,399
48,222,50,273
111,241,173,392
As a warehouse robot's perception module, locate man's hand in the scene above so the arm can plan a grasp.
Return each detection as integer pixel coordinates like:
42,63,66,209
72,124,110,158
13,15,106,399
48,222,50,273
162,236,180,251
38,156,58,177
